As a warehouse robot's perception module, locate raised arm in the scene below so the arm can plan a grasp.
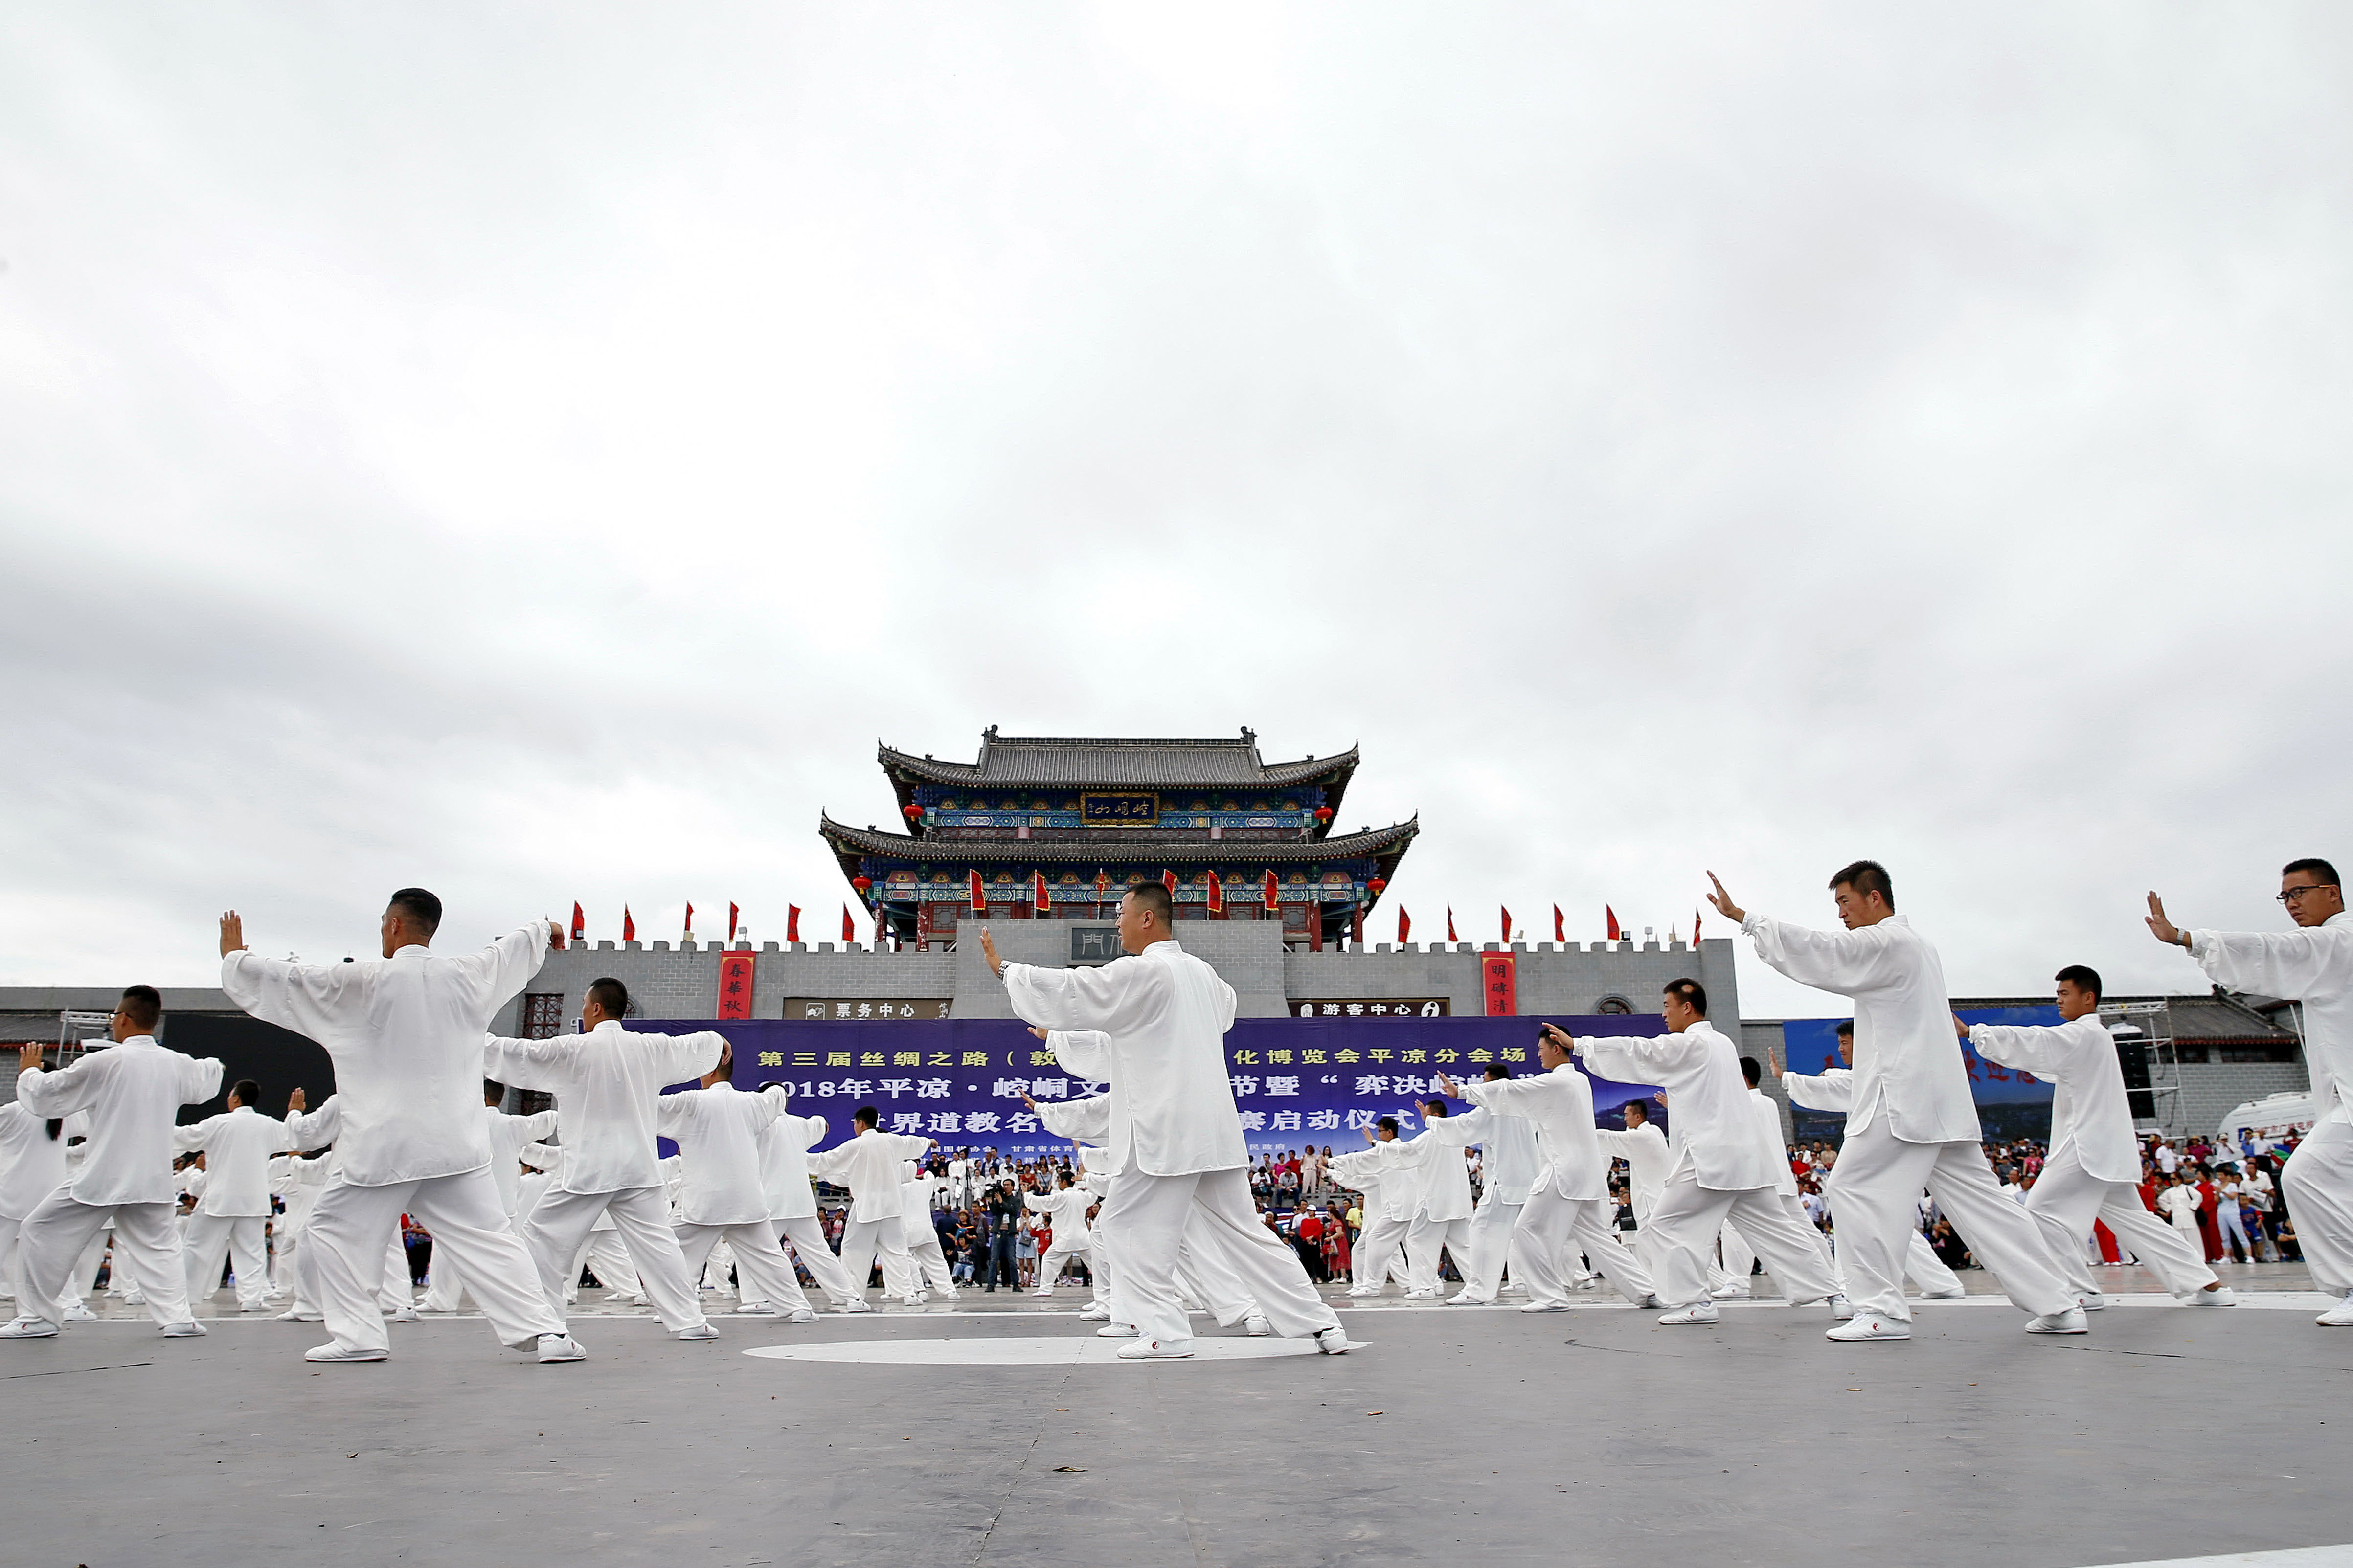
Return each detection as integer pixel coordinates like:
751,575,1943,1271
219,941,371,1045
171,1115,220,1155
481,1033,581,1092
1045,1030,1113,1082
2183,921,2349,1001
1781,1068,1854,1113
15,1052,110,1120
1966,1022,2069,1077
1004,960,1163,1035
1741,915,1899,994
1573,1031,1691,1087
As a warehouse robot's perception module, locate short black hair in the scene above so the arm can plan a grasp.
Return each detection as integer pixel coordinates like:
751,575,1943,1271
387,887,442,935
1376,1115,1399,1135
1835,1020,1855,1039
2054,964,2103,1003
1739,1057,1761,1089
1483,1064,1510,1080
231,1078,261,1105
1424,1099,1448,1117
484,1078,506,1102
1664,978,1708,1016
1623,1099,1648,1122
1829,860,1893,908
854,1105,880,1128
586,977,630,1019
2284,858,2341,888
1124,880,1174,926
118,985,161,1031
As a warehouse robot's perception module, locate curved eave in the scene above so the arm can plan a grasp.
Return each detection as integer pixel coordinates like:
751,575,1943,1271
875,740,1359,793
819,812,1417,872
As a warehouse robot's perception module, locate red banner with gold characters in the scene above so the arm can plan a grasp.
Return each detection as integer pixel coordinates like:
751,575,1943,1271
716,952,757,1020
1480,953,1517,1016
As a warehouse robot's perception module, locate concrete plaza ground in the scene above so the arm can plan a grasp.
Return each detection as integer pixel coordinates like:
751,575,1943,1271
9,1270,2351,1568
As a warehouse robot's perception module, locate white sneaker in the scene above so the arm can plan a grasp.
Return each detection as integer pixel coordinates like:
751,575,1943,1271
0,1319,59,1339
1826,1312,1910,1341
1519,1301,1569,1313
62,1301,98,1322
537,1334,587,1363
160,1321,207,1338
1077,1303,1111,1321
1829,1295,1855,1322
676,1324,719,1341
1633,1295,1666,1309
838,1299,871,1314
935,1288,960,1300
388,1306,421,1323
1444,1293,1490,1306
277,1307,324,1322
1115,1337,1195,1359
1030,1288,1055,1297
304,1342,386,1362
1313,1326,1351,1355
2025,1307,2088,1335
787,1308,818,1324
1709,1285,1750,1300
1571,1276,1599,1293
734,1302,776,1315
2184,1287,2239,1308
2077,1293,2108,1311
121,1292,146,1307
1403,1290,1439,1301
1095,1323,1140,1339
1657,1303,1720,1326
1243,1313,1272,1337
2315,1294,2353,1327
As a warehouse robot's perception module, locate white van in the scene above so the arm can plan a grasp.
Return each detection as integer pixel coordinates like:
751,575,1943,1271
2218,1092,2316,1153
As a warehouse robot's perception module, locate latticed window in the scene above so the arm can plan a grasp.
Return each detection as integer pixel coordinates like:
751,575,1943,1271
520,993,566,1039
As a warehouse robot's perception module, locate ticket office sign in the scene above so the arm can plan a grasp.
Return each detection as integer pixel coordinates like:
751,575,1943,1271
783,998,952,1021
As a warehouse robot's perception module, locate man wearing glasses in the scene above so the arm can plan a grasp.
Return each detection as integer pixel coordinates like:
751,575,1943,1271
2148,858,2353,1327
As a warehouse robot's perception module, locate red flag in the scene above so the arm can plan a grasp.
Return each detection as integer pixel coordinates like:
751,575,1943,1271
1693,908,1702,945
1033,872,1049,915
1163,870,1177,895
786,904,801,943
683,901,695,939
1553,905,1564,943
622,906,636,943
1095,871,1108,905
841,904,855,941
1397,906,1411,943
1446,906,1458,943
1263,870,1279,911
728,902,740,943
1206,870,1223,914
1606,905,1622,941
1500,905,1512,944
570,902,585,942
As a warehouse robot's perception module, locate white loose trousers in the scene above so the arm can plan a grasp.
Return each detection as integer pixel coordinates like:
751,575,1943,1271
1827,1120,2073,1322
837,1216,911,1299
309,1169,560,1355
1035,1236,1091,1293
522,1186,701,1331
2282,1120,2353,1297
1405,1215,1473,1295
1647,1168,1837,1311
1462,1193,1524,1300
182,1213,270,1308
14,1195,191,1331
1097,1167,1337,1345
677,1222,811,1315
778,1215,859,1307
2023,1149,2216,1300
1354,1213,1410,1292
1514,1187,1652,1307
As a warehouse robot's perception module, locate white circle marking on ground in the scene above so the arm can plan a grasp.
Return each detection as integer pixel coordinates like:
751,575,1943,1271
740,1335,1366,1366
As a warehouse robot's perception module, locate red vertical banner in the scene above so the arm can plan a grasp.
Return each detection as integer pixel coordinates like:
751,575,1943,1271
1033,871,1049,916
1481,953,1518,1016
786,905,801,943
970,871,986,913
1206,870,1223,915
715,951,756,1019
1263,871,1279,911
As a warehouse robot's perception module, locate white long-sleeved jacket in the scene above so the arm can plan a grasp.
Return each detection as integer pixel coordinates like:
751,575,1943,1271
0,1105,87,1220
755,1111,828,1222
1968,1015,2139,1183
1024,1183,1093,1243
482,1020,724,1194
1741,913,1979,1144
2189,911,2353,1125
1593,1120,1670,1210
1377,1120,1475,1222
1575,1022,1779,1192
482,1105,560,1216
1444,1101,1542,1206
1461,1064,1611,1201
172,1104,298,1218
268,1152,330,1234
222,925,547,1187
1747,1089,1797,1198
658,1081,790,1226
806,1129,932,1222
1004,942,1244,1177
16,1038,223,1207
1035,1083,1114,1153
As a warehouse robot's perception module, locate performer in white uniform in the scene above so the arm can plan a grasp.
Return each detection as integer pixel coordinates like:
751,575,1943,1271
1966,965,2235,1310
1373,1100,1476,1299
1027,1076,1120,1318
735,1089,862,1314
3,987,218,1341
274,1092,412,1322
419,1081,559,1313
1712,863,2082,1341
897,1163,959,1299
220,893,578,1364
1438,1039,1656,1311
1025,1170,1096,1295
659,1049,817,1323
2149,860,2353,1326
481,975,725,1343
1326,1143,1410,1296
1567,982,1838,1327
174,1079,298,1312
983,885,1345,1359
0,1101,90,1322
1595,1098,1671,1286
1445,1065,1542,1304
807,1109,932,1301
1711,1057,1845,1303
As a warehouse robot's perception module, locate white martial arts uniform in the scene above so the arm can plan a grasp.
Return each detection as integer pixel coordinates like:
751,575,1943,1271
1576,1023,1836,1312
807,1128,931,1299
420,1104,559,1311
1741,910,2074,1323
9,1037,221,1335
1325,1148,1408,1293
1448,1101,1539,1300
266,1153,330,1307
0,1106,89,1317
1969,1015,2219,1301
1460,1063,1655,1307
1025,1182,1096,1293
660,1081,812,1318
2184,911,2353,1298
275,1098,411,1319
1004,942,1340,1349
1711,1088,1838,1298
173,1103,298,1310
1377,1120,1476,1297
1035,1087,1121,1313
481,1019,726,1335
1595,1119,1671,1233
744,1109,857,1310
223,930,568,1358
1779,1068,1966,1297
895,1167,957,1298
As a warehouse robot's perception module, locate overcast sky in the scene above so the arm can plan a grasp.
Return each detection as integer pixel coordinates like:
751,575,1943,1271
3,5,2347,1017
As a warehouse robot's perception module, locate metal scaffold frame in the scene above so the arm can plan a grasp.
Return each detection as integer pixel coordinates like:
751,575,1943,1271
2102,1000,2186,1138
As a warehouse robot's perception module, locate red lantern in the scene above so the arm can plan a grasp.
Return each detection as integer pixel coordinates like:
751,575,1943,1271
1313,806,1334,824
851,875,872,893
1367,877,1387,895
902,803,922,821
